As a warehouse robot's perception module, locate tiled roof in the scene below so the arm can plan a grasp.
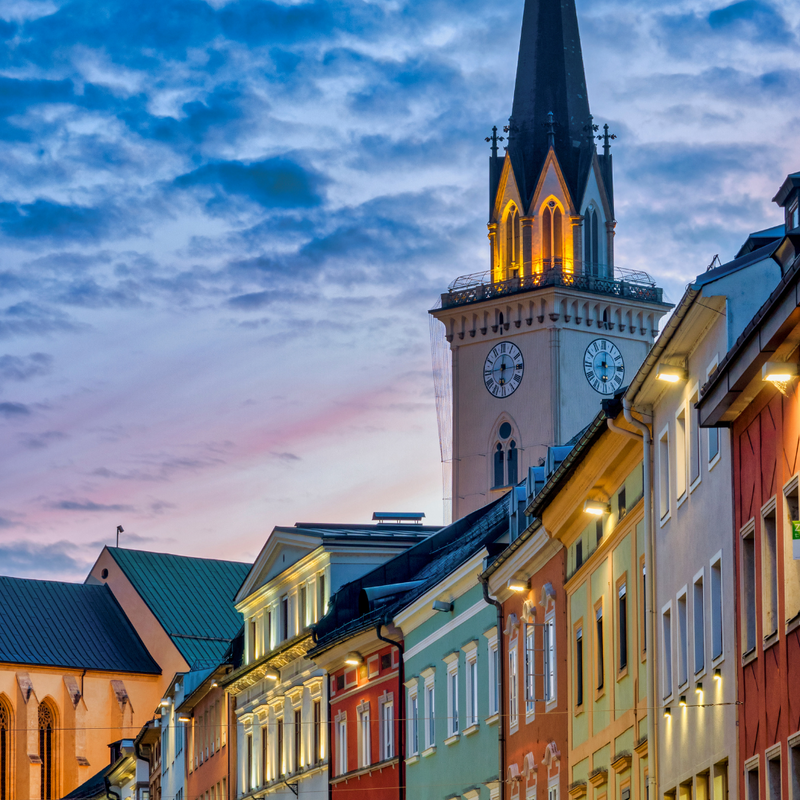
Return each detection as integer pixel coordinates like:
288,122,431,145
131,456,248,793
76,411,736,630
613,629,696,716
105,548,251,666
0,577,160,674
60,764,111,799
309,497,510,656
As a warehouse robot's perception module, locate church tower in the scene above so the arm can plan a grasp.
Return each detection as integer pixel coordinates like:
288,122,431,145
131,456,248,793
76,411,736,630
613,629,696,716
431,0,672,520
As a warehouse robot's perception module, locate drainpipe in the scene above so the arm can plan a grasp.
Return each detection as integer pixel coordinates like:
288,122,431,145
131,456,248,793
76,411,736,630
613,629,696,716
608,401,657,800
104,776,121,800
479,576,504,800
376,620,405,800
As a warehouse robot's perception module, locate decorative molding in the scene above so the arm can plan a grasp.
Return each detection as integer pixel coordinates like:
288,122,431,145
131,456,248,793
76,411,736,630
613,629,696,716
589,768,608,787
634,736,648,757
568,781,587,799
611,751,632,772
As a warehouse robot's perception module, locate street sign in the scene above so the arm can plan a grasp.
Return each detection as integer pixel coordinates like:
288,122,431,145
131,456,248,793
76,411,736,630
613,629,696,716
793,521,800,560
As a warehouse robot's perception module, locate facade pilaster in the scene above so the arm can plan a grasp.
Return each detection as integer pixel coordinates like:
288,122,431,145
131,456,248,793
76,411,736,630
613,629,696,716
488,223,498,282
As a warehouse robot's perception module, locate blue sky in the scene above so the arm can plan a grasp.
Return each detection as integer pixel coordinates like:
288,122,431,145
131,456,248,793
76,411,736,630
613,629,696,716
0,0,797,580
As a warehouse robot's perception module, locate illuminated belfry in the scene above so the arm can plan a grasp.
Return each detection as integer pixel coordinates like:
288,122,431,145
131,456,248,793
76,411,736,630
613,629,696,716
431,0,671,520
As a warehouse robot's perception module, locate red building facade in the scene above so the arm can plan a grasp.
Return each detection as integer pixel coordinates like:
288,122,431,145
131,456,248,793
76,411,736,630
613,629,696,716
699,191,800,800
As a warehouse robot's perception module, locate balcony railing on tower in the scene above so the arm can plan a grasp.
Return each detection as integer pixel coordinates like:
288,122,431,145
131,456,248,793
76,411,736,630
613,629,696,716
440,261,663,310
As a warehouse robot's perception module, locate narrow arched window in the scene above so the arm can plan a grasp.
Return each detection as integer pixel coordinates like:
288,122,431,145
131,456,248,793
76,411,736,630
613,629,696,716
591,211,600,276
542,206,552,265
39,702,55,800
494,444,505,488
506,207,521,274
0,698,9,800
584,210,593,274
542,203,563,271
507,441,518,486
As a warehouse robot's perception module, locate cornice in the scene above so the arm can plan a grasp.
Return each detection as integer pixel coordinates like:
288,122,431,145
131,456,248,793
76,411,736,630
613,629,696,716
223,633,313,694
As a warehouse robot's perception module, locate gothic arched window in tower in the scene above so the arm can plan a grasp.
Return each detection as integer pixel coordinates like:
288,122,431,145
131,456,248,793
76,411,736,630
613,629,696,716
542,201,563,271
584,207,600,276
494,444,505,488
505,206,521,277
0,696,9,800
39,701,55,800
493,423,518,488
507,440,518,485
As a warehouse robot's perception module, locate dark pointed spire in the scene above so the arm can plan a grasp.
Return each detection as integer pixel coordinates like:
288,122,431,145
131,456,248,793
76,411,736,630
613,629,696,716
504,0,594,211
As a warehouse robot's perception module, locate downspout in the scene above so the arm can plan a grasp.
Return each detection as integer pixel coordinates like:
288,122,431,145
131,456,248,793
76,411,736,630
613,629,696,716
608,401,657,800
377,620,405,800
479,576,504,800
104,776,121,800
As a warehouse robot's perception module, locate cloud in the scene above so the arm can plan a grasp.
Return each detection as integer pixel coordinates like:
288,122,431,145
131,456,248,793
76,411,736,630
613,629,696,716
47,499,135,512
0,303,83,340
0,401,31,417
0,352,53,383
0,539,91,580
0,200,136,242
19,430,67,449
173,157,326,210
270,451,301,462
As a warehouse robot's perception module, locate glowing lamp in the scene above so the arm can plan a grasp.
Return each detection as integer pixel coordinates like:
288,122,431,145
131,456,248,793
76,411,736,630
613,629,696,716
211,681,219,688
344,652,364,666
679,695,687,707
762,362,798,383
663,707,671,719
265,669,280,681
695,682,703,696
159,699,171,707
656,364,688,383
178,715,191,724
583,499,610,516
714,668,722,682
508,579,528,593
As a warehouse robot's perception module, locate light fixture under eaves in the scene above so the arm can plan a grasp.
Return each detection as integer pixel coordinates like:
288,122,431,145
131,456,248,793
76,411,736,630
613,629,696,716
265,669,280,681
432,600,454,613
583,499,611,516
656,364,688,383
178,715,191,724
508,579,528,593
344,652,364,666
159,699,171,707
762,362,798,383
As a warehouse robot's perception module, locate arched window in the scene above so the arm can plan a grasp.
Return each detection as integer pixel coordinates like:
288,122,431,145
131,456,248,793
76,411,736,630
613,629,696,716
505,207,521,275
592,211,600,275
542,202,563,271
584,208,600,275
0,697,9,800
494,444,505,488
39,702,55,800
507,441,518,486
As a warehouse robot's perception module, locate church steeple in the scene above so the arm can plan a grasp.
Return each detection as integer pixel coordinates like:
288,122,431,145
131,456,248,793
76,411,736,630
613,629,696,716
496,0,596,214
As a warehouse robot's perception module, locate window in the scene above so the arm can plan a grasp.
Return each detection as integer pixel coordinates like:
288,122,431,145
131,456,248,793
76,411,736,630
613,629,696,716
408,686,419,756
747,761,760,800
785,483,800,625
176,717,183,755
711,556,723,660
294,709,302,772
299,585,307,629
542,202,563,269
576,541,584,570
249,618,258,662
789,739,800,800
313,700,321,764
39,701,55,800
0,698,9,800
358,704,370,768
465,650,479,728
380,695,394,760
690,386,701,486
676,406,687,500
488,637,499,717
768,749,781,800
763,505,779,637
694,573,705,674
318,572,327,618
549,781,560,800
525,624,535,715
575,626,584,707
660,427,671,519
742,524,757,653
508,441,518,485
677,591,688,687
494,444,505,488
584,207,600,275
424,679,435,749
261,725,269,784
595,605,604,691
707,360,720,462
280,596,289,642
618,582,628,672
509,647,519,728
276,718,284,777
446,662,459,737
506,206,521,273
336,717,347,776
545,617,556,702
641,559,647,653
662,606,673,698
596,518,603,545
618,486,627,519
246,734,253,793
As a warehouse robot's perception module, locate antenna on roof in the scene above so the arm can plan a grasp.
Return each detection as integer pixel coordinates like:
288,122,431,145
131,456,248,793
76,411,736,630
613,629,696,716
707,254,722,271
116,525,124,547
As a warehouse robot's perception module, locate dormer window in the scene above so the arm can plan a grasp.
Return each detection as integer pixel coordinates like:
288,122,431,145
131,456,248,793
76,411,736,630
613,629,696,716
790,201,799,231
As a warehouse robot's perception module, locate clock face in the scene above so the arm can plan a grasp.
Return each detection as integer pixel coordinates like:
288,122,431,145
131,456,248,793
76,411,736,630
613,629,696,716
484,341,524,398
584,339,625,395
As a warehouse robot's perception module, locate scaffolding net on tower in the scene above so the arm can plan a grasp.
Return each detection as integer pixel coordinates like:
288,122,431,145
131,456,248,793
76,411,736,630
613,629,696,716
429,298,453,524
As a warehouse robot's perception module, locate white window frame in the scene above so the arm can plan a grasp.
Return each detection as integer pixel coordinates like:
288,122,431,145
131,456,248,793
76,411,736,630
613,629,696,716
548,776,560,800
357,702,370,768
444,654,459,739
677,587,689,688
742,519,757,655
508,645,519,730
486,633,499,719
662,601,673,700
693,568,706,676
545,612,556,705
422,669,436,752
676,403,688,504
463,642,479,730
706,358,721,468
379,692,394,761
710,551,724,663
406,682,419,756
689,382,702,491
525,623,536,718
335,713,347,777
659,424,671,524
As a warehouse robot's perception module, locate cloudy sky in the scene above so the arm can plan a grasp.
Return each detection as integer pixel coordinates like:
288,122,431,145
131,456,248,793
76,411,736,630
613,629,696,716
0,0,797,581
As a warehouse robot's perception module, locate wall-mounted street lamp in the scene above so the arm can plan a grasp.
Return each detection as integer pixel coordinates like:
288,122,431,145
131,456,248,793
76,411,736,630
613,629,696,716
762,362,798,382
344,653,364,666
508,579,528,593
583,499,611,516
656,364,688,383
432,600,454,613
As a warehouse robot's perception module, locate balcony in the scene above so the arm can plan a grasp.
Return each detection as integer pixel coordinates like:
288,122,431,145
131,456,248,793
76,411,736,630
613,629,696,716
439,261,664,310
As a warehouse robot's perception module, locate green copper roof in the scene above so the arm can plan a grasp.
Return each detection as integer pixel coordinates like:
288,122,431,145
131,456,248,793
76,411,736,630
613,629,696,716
106,548,251,667
0,577,160,674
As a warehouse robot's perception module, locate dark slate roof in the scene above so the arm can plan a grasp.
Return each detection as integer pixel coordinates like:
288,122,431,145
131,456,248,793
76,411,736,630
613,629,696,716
105,548,251,666
309,498,510,656
0,577,160,674
694,238,784,288
61,764,112,799
504,0,595,210
734,224,785,259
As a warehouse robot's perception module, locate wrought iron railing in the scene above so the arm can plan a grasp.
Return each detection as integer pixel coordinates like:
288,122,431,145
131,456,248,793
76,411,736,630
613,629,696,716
441,262,664,310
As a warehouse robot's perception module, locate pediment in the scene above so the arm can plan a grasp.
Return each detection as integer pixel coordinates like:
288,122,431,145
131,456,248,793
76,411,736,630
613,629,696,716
531,149,577,217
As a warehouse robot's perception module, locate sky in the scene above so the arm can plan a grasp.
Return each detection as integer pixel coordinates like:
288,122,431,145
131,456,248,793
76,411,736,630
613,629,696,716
0,0,798,581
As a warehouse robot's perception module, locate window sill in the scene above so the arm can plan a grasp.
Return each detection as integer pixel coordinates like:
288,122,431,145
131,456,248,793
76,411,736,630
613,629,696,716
742,647,757,667
763,631,779,651
422,746,436,758
463,724,479,737
659,512,671,528
485,713,499,726
444,734,460,746
525,710,536,724
711,652,724,669
676,492,688,510
788,612,800,635
405,755,419,765
689,476,702,495
708,452,722,472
